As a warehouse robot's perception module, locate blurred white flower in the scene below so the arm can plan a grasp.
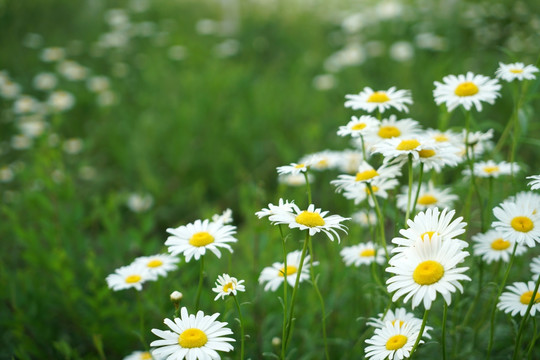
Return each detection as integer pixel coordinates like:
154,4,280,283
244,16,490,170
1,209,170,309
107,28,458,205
57,60,88,81
168,45,187,61
389,41,414,62
87,76,110,93
312,74,336,91
22,33,43,49
127,193,154,213
48,90,75,112
11,135,32,150
33,72,58,91
0,166,14,183
63,138,84,155
97,91,117,107
214,39,240,58
196,19,218,35
13,95,41,115
0,80,22,99
17,116,47,138
40,47,65,62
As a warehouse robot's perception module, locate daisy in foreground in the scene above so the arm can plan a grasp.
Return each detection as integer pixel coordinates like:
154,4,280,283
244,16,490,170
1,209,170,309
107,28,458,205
497,281,540,316
365,322,422,360
165,219,237,262
267,203,350,242
495,62,539,82
133,253,180,277
258,250,317,292
492,198,540,247
106,263,157,291
345,86,413,113
433,71,501,112
150,307,234,360
367,307,432,339
212,273,245,300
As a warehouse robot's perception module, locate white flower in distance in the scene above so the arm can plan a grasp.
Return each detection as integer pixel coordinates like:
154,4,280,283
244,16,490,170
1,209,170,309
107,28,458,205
151,308,235,360
268,203,350,241
126,193,153,213
345,86,413,113
340,241,386,267
106,263,157,291
211,208,233,224
341,176,398,206
166,219,237,262
212,273,245,300
497,281,540,316
396,183,457,213
48,90,75,112
299,150,342,171
495,62,539,82
433,72,501,112
472,229,527,264
366,307,432,339
133,253,179,277
276,162,309,176
258,250,316,292
463,160,518,178
123,350,162,360
278,173,314,187
331,161,401,193
33,72,58,91
13,95,41,115
365,322,422,360
337,115,379,138
527,175,540,191
492,197,540,247
386,235,471,309
40,47,66,62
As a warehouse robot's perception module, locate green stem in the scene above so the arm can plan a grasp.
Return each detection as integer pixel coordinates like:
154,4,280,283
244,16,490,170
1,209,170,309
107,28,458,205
367,183,389,262
195,255,205,310
135,291,149,351
233,295,245,360
464,111,485,232
303,172,312,205
404,154,413,225
278,225,288,359
526,317,538,360
411,163,424,217
360,134,367,160
442,302,448,360
513,274,540,360
409,309,429,359
308,239,330,360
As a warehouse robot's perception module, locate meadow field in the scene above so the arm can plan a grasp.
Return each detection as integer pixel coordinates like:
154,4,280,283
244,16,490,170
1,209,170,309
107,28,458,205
2,0,540,359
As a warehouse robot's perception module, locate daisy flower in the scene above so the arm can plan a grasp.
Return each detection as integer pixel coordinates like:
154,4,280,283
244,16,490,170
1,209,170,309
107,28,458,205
396,183,458,212
425,128,462,146
211,208,233,224
433,72,501,112
123,351,161,360
463,160,518,178
527,175,540,190
459,128,494,158
472,229,527,264
492,198,540,247
258,250,317,292
366,307,433,339
212,274,246,300
255,198,296,219
342,177,398,205
334,149,366,173
47,90,75,112
33,72,58,91
413,140,461,172
165,219,237,262
365,322,422,360
495,62,539,82
386,235,471,309
497,281,540,316
13,95,41,115
276,162,309,176
345,86,413,113
340,241,386,267
299,150,342,171
337,115,379,138
278,173,314,187
132,254,179,277
331,161,401,192
531,256,540,280
363,115,421,147
351,209,377,227
106,263,157,291
150,307,235,360
268,203,350,242
371,137,429,163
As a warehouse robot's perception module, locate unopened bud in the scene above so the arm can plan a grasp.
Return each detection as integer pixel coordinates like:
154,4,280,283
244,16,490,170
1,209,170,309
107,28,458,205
170,291,183,303
271,337,281,347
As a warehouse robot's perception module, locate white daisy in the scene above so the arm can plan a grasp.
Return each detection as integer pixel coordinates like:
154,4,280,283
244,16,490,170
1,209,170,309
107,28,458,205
396,183,458,212
133,253,180,277
365,322,422,360
268,203,350,242
366,307,433,339
255,198,296,219
433,72,501,112
351,210,377,227
472,229,527,264
106,263,157,291
276,162,308,176
497,281,540,316
387,235,471,309
299,150,342,171
345,86,413,113
463,160,518,178
13,95,41,115
341,177,398,205
495,62,539,82
150,307,235,360
258,250,316,292
371,137,430,163
278,173,314,187
40,47,66,62
331,161,401,192
211,208,234,224
413,140,461,172
47,90,75,112
337,115,379,138
527,175,540,191
123,350,162,360
334,149,366,174
212,273,246,300
459,128,494,158
531,256,540,280
126,193,153,213
340,241,386,267
165,219,237,262
363,115,421,148
424,128,462,146
492,198,540,247
33,72,58,91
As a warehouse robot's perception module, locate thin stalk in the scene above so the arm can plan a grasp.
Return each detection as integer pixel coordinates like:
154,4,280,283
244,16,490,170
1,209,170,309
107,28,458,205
513,274,540,360
233,295,245,360
442,302,448,360
135,291,149,351
195,255,205,310
486,242,519,359
404,153,414,225
308,239,330,360
278,225,288,359
360,134,367,160
526,317,538,360
464,111,485,231
303,171,312,205
367,183,389,262
409,309,429,359
411,163,424,217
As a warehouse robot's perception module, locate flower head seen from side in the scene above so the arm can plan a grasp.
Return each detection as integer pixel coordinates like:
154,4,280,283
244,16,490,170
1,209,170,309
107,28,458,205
165,219,237,262
527,175,540,191
497,281,540,317
211,208,233,225
492,198,540,247
396,182,458,212
337,115,379,138
345,86,413,113
150,307,234,360
258,250,316,292
413,139,461,172
212,274,246,300
268,203,350,242
133,254,180,278
365,322,422,360
341,176,398,206
386,235,471,309
278,173,314,187
472,229,527,264
276,162,309,176
351,209,377,227
340,241,386,267
106,263,157,291
331,161,401,193
255,198,296,220
299,150,342,171
463,160,518,178
495,62,539,82
433,72,501,112
366,307,433,339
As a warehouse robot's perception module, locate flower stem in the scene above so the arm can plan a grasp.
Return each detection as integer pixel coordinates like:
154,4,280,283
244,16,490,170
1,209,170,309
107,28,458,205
409,308,429,359
367,183,388,262
526,317,538,359
195,255,205,310
411,163,424,217
464,111,485,232
442,302,448,360
512,273,540,360
278,225,288,359
404,153,414,225
308,239,330,360
233,295,245,360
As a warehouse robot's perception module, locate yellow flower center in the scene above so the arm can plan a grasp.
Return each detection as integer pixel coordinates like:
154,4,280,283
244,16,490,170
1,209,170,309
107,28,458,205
140,352,152,360
378,125,401,139
223,282,234,292
317,159,329,168
360,249,375,257
483,166,499,174
510,216,534,233
510,69,524,74
413,260,444,285
355,169,379,182
520,290,540,305
385,334,408,350
178,328,208,348
352,123,367,130
454,81,479,97
419,149,436,158
491,238,511,250
367,91,390,103
433,134,449,142
417,195,438,206
391,319,405,327
295,163,305,169
189,231,215,247
396,139,420,151
295,211,325,227
147,259,163,268
125,275,142,284
279,265,298,277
